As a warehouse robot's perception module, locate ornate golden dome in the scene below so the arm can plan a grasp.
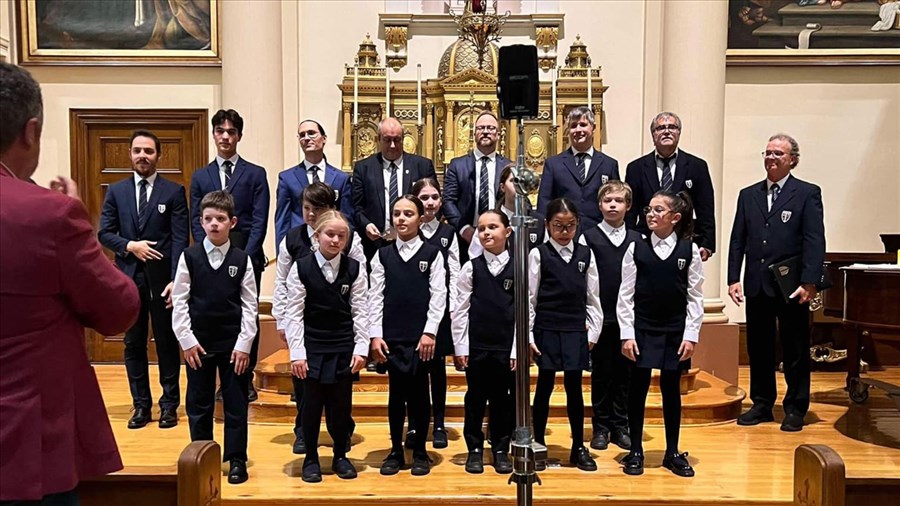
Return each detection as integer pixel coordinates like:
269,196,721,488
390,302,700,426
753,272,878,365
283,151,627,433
437,38,499,78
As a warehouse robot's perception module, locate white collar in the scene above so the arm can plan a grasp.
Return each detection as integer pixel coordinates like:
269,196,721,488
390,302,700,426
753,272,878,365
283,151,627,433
654,148,679,161
549,237,573,254
203,237,231,256
315,250,341,271
383,155,403,169
484,249,509,265
134,171,158,186
500,205,514,219
651,232,677,249
473,147,496,161
396,234,422,251
767,173,790,190
306,224,316,239
216,154,240,168
571,146,595,158
599,220,625,236
420,218,439,234
303,157,325,170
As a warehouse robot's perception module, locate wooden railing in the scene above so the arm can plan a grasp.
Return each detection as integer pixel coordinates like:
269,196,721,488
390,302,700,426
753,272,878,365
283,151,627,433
794,444,900,506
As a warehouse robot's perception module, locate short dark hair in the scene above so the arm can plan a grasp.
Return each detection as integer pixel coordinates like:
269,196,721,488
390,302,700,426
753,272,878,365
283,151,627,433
299,119,326,137
302,182,337,209
200,190,235,218
130,129,161,154
212,109,244,136
0,63,43,153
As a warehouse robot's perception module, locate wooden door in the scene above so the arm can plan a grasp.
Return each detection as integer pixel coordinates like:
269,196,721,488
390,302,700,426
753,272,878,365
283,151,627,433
70,109,208,362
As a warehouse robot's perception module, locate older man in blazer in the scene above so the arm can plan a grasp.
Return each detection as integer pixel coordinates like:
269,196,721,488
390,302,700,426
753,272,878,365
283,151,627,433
443,111,510,245
624,112,716,260
351,117,437,260
537,106,620,229
99,129,189,430
728,133,825,432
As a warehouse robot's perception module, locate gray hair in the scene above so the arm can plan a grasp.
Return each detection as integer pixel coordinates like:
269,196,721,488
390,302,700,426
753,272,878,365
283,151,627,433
650,112,681,133
768,132,800,167
0,64,43,153
567,106,595,127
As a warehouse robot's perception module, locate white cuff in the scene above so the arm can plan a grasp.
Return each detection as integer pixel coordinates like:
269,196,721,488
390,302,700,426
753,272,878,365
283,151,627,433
289,346,307,361
683,330,700,343
353,342,370,357
178,334,200,352
454,344,469,357
620,327,636,340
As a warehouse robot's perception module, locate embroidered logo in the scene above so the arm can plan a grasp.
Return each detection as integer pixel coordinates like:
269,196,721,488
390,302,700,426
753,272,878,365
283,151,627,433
685,179,693,189
529,232,537,243
503,279,513,291
419,261,428,273
577,261,586,273
601,175,609,184
228,265,238,277
778,265,790,276
781,210,792,223
340,284,349,295
441,237,449,247
677,258,686,270
157,204,166,213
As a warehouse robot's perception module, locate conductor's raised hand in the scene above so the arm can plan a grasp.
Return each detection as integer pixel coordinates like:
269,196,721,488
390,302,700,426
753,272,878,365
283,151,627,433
622,339,640,362
350,355,367,374
231,350,249,375
678,341,695,362
371,337,390,363
292,359,308,380
184,344,205,370
417,334,436,362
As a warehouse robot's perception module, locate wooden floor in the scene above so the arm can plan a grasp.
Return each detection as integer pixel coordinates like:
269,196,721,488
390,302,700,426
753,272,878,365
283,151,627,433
96,365,900,505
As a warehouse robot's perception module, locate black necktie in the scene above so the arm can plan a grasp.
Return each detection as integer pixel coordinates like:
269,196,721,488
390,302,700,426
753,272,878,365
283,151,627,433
771,184,781,210
658,155,674,191
576,152,588,182
309,165,320,183
478,156,490,214
389,162,399,205
223,160,233,190
138,179,148,222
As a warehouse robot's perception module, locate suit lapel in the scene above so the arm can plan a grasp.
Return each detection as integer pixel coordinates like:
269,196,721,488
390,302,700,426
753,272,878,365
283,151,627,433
561,150,581,185
672,153,688,192
584,152,604,183
227,158,248,191
493,155,508,193
374,154,386,214
293,162,309,191
768,176,797,216
140,175,164,232
125,176,140,230
753,180,769,218
324,164,335,186
642,154,660,193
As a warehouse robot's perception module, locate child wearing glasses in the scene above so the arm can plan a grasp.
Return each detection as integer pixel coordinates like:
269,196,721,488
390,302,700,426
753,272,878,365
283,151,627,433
528,197,603,472
618,190,704,478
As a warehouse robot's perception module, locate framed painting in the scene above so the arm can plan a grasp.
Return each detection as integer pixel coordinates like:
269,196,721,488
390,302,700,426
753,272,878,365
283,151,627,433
726,0,900,65
15,0,220,66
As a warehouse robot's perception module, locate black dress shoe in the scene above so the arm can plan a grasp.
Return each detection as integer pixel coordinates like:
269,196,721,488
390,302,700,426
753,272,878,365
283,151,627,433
569,446,597,472
158,407,178,429
622,451,644,476
380,450,405,476
610,429,631,450
127,407,151,429
737,406,774,426
247,382,259,402
590,431,609,450
366,361,377,372
662,452,695,477
411,453,431,476
228,459,248,484
465,450,484,474
292,435,307,455
404,430,416,450
332,457,358,479
492,451,513,474
432,427,448,449
781,413,805,432
301,459,322,483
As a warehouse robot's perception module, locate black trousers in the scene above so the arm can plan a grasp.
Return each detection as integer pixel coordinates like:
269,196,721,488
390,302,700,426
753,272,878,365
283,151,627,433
247,267,262,378
591,325,631,435
387,362,430,454
124,270,180,410
185,351,249,462
532,369,584,448
291,376,356,439
408,356,448,433
746,294,811,416
463,352,515,453
301,375,354,461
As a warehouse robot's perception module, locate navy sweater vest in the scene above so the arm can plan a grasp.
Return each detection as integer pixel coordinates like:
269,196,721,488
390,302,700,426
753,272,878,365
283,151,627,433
534,242,590,331
379,243,441,344
633,236,692,333
285,224,352,263
469,255,515,352
582,226,642,322
295,254,359,354
184,244,248,353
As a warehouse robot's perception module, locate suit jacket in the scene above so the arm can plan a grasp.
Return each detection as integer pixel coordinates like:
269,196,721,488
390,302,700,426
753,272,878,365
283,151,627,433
274,161,353,248
190,158,270,269
624,150,717,253
0,170,139,500
98,174,190,283
537,149,620,228
351,152,436,234
443,151,511,231
728,175,825,298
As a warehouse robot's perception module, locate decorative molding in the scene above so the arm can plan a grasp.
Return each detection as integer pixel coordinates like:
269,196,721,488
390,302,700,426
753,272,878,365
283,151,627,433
384,25,409,71
535,25,559,71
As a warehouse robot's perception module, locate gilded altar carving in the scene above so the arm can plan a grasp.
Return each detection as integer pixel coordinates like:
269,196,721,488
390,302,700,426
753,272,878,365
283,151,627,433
403,128,417,154
535,26,559,72
384,25,408,71
526,128,547,169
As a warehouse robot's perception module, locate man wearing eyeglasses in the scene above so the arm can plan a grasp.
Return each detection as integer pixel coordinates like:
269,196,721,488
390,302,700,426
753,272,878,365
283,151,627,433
537,106,620,229
624,112,716,261
275,119,354,248
727,133,825,433
443,111,511,246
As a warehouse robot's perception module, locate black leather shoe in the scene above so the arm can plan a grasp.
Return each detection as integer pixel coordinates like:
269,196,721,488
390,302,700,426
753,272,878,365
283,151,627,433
432,427,448,449
404,430,416,450
611,429,631,450
465,450,484,474
292,435,307,455
493,451,513,474
380,450,404,476
247,382,258,402
662,452,695,477
366,361,377,372
737,406,774,426
781,413,805,432
127,407,151,429
228,459,248,484
411,453,431,476
301,459,322,483
622,451,644,476
569,446,597,472
158,407,178,429
590,431,609,450
332,457,358,479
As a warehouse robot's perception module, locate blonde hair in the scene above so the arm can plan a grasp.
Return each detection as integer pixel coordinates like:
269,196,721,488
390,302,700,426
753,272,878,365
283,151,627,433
597,180,633,206
313,210,350,236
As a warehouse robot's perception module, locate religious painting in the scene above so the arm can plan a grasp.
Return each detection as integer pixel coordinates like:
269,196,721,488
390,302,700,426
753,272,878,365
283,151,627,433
15,0,220,65
726,0,900,65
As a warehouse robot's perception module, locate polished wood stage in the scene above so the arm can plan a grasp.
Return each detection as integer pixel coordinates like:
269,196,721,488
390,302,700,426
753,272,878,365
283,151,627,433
96,365,900,505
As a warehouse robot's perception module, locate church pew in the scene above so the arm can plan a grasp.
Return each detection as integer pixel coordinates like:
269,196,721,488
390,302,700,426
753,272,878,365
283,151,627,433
793,444,900,506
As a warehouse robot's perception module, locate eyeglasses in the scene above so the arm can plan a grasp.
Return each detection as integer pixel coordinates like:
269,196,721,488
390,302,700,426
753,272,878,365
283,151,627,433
550,222,577,233
653,124,680,133
761,150,789,158
643,206,671,217
297,131,320,140
475,125,498,132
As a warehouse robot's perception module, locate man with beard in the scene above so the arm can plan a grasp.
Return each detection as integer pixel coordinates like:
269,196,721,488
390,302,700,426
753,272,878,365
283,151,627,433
99,129,189,430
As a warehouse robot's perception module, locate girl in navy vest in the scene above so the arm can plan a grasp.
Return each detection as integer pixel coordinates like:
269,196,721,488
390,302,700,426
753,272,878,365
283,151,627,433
528,197,603,472
409,178,460,450
369,195,447,476
453,210,517,475
618,190,703,478
272,182,364,455
283,210,370,483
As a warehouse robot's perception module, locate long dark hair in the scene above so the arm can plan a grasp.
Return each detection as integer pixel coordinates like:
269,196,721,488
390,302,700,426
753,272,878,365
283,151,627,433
496,164,534,213
652,190,694,240
545,197,579,223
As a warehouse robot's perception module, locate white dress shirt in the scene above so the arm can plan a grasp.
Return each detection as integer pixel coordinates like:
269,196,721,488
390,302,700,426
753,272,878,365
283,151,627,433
282,250,370,361
617,232,704,343
216,154,241,189
452,250,517,359
382,155,404,229
654,148,680,184
420,219,461,314
462,148,498,234
272,229,367,330
527,238,603,345
134,172,158,209
171,238,259,354
368,235,447,339
303,157,326,185
468,204,548,258
577,221,628,249
767,173,791,212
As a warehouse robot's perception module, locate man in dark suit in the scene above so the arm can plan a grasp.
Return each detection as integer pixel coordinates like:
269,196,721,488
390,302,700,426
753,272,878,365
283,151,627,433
99,129,189,430
189,109,269,400
443,111,510,245
537,106,619,229
274,119,353,248
624,112,716,260
728,133,825,432
351,117,437,259
1,62,139,505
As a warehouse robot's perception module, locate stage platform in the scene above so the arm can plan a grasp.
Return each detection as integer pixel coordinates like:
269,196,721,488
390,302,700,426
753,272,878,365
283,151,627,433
96,365,900,505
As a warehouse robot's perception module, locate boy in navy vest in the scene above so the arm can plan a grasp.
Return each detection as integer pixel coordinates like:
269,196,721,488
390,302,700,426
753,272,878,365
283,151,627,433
172,190,258,485
579,181,642,452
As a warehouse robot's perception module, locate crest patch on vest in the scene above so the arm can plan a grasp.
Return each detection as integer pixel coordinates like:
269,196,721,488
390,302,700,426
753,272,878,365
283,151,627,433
577,261,586,273
340,284,349,295
503,278,513,291
228,265,238,277
441,237,449,247
781,210,792,223
601,175,609,184
677,258,686,270
685,179,693,189
529,232,537,243
419,261,428,273
157,204,166,213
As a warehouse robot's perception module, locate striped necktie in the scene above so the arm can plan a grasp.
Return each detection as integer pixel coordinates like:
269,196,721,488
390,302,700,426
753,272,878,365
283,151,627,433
478,156,490,214
576,153,587,182
138,179,148,222
223,160,233,191
389,162,399,205
659,155,674,191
